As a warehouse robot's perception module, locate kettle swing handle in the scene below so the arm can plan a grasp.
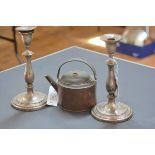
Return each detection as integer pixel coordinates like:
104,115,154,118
57,58,97,80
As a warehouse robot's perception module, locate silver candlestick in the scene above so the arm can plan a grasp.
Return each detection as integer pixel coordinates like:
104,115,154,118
11,26,47,111
91,34,133,123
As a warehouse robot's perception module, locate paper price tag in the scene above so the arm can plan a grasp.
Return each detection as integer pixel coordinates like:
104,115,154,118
47,86,58,106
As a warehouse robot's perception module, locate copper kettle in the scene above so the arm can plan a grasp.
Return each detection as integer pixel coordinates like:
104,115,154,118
45,59,97,112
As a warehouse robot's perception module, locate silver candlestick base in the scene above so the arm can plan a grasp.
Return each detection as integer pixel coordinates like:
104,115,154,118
91,102,133,123
91,34,133,123
11,91,47,111
11,26,47,111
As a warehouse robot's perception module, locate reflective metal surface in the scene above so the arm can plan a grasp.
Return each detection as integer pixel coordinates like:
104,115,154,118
45,59,97,112
91,102,133,122
91,34,133,123
11,91,47,111
11,26,47,111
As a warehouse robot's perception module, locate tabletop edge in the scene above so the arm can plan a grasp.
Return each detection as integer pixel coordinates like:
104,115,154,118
1,45,155,74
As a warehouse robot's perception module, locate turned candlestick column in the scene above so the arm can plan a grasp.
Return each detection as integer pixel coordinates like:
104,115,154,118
106,58,117,113
91,34,133,123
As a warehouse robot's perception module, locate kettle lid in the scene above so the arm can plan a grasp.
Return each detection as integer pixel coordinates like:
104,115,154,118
59,70,93,86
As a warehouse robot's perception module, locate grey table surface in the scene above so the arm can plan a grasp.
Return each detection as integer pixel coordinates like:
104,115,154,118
0,46,155,129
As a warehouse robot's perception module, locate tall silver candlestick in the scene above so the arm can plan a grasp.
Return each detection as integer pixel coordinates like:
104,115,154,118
91,34,133,123
11,26,47,111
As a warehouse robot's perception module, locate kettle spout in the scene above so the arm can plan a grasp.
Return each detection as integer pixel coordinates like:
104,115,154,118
45,75,58,92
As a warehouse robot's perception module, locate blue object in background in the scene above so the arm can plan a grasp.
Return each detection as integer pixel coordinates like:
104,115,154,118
117,42,155,58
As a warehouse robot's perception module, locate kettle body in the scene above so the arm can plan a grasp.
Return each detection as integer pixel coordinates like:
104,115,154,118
45,59,97,112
